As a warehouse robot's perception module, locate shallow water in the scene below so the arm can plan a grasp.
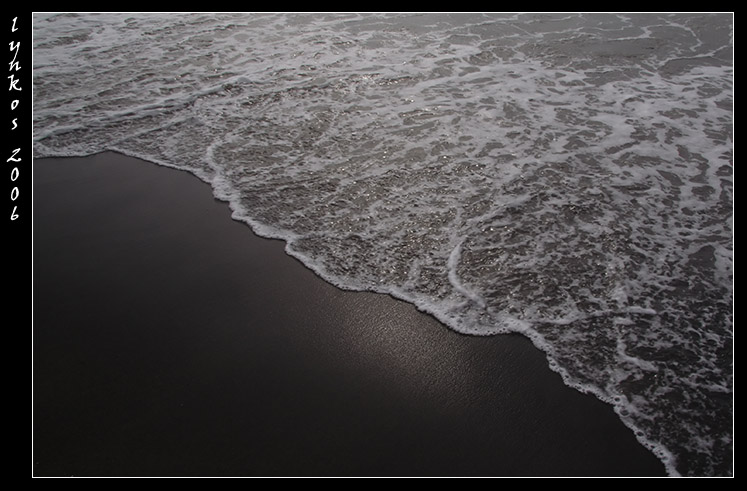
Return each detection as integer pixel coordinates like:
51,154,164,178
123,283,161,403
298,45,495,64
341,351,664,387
33,13,733,476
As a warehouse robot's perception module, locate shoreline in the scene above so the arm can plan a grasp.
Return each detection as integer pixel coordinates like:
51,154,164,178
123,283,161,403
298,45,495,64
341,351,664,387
33,151,667,477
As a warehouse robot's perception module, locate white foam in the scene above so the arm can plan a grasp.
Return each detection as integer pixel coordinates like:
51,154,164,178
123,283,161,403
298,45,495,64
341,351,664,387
33,12,733,476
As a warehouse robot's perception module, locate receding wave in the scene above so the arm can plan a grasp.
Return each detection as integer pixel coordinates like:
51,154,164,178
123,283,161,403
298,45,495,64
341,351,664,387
33,12,733,476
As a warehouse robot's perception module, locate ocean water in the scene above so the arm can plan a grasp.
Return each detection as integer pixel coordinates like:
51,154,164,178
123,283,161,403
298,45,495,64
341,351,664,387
32,13,733,476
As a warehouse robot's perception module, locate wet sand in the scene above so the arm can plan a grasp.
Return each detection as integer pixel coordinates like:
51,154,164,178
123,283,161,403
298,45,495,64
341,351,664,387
32,152,667,477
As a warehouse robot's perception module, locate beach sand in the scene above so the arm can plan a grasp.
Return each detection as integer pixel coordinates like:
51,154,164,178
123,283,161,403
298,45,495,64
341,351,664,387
33,151,667,477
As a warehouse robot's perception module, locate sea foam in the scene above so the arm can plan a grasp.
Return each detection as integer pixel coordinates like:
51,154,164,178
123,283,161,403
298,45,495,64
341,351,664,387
33,12,733,476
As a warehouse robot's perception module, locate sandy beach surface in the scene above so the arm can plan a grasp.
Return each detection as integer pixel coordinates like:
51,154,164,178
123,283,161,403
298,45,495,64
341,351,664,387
33,152,667,477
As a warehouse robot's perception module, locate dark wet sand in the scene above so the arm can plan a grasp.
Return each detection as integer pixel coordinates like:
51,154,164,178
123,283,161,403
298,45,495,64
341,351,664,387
32,152,667,477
